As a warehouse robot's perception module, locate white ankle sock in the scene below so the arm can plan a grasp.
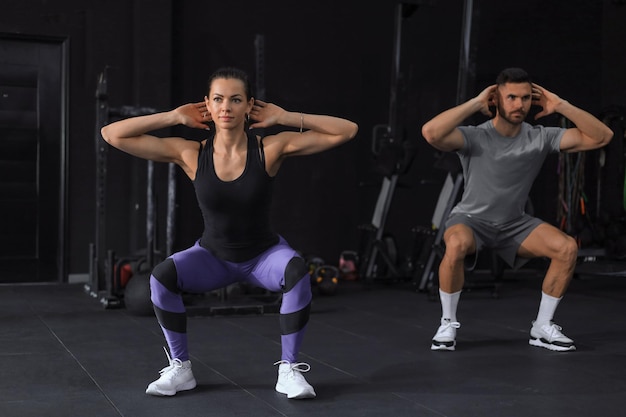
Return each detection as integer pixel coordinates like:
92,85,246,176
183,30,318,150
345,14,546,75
535,291,562,325
439,289,461,322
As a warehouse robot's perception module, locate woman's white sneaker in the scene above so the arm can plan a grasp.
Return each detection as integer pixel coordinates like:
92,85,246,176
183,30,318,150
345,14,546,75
146,348,197,396
274,360,316,399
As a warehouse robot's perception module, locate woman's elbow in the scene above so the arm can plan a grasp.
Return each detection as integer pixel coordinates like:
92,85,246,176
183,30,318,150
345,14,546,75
347,122,359,140
100,126,111,143
100,125,120,147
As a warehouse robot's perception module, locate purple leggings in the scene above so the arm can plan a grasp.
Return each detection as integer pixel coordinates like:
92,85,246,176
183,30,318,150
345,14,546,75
149,237,312,363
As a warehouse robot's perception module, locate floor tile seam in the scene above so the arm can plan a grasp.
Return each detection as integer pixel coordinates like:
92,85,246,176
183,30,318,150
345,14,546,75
386,391,449,417
307,317,415,344
32,312,126,416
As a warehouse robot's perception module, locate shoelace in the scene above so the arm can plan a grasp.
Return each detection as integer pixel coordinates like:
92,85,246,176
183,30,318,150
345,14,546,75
273,360,312,376
443,320,461,330
158,346,183,375
544,322,565,337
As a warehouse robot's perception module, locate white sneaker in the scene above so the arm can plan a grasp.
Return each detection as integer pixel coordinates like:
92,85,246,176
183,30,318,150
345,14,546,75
146,347,197,396
274,360,316,399
431,318,461,351
529,321,576,352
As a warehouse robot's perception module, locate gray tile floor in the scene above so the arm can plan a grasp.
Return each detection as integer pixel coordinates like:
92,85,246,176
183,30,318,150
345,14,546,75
1,262,625,417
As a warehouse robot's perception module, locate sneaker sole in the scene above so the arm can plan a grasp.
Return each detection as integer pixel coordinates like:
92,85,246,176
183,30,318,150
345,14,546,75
146,379,197,396
529,338,576,352
431,341,456,351
275,384,316,399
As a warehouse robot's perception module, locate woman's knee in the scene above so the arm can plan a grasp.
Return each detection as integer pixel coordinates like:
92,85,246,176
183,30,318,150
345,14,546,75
151,258,180,295
283,257,310,293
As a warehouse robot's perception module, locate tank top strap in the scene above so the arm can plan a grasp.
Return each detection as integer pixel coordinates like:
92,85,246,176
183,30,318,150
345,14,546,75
247,131,265,170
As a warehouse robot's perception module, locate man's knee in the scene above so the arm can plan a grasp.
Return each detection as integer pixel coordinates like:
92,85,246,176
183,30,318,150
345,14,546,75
444,224,475,260
559,234,579,265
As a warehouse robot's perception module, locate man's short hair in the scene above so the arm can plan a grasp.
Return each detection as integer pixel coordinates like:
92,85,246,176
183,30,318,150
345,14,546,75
496,68,531,85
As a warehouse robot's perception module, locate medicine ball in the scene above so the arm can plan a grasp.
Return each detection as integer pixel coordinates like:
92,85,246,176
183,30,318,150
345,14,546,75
124,272,154,316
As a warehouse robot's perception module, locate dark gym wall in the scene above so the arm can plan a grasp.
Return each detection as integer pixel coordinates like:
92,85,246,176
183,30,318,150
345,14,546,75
470,0,605,225
0,0,175,280
1,0,625,280
167,0,399,262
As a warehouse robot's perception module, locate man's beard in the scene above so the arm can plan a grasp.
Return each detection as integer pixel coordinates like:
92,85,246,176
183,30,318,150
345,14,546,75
497,103,526,125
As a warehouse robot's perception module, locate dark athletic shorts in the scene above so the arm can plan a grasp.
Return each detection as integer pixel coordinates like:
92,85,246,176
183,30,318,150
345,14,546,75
445,213,544,270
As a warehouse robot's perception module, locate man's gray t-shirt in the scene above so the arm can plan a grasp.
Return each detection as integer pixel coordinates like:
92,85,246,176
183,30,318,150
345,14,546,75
451,120,565,225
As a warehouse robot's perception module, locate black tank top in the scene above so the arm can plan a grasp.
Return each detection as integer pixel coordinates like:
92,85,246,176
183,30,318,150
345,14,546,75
193,132,279,262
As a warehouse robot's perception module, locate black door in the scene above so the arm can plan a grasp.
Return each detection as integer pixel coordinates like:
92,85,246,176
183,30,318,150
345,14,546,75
0,36,67,283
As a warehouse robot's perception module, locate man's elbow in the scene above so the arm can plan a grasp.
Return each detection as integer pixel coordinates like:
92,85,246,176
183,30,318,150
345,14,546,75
600,126,614,147
421,123,438,145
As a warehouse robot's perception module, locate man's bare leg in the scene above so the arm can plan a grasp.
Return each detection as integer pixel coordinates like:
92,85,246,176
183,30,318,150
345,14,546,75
518,223,578,351
431,224,476,351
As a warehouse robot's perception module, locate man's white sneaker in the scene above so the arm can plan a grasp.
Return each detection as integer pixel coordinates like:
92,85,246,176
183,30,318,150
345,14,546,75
274,360,316,399
529,321,576,352
146,348,197,396
431,318,461,351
